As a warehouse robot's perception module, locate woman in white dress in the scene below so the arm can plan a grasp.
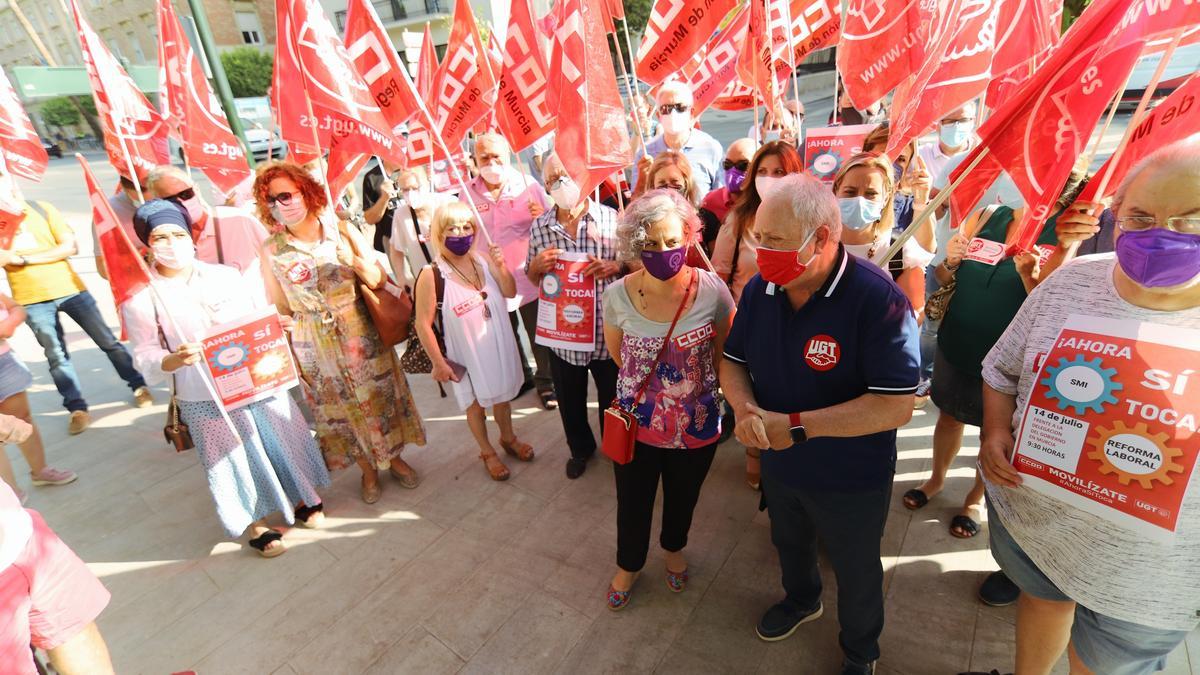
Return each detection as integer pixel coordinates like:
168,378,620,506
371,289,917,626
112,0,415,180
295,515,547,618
124,200,330,558
412,201,532,481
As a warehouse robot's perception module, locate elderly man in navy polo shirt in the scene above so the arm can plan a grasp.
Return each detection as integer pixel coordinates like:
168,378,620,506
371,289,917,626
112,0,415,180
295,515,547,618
720,174,920,675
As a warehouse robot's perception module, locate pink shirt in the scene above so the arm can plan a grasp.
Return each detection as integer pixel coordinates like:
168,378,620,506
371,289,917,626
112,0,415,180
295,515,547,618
461,170,550,309
194,205,270,281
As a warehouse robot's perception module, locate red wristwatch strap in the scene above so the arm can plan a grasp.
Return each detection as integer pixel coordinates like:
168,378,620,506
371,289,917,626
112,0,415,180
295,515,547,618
788,412,803,428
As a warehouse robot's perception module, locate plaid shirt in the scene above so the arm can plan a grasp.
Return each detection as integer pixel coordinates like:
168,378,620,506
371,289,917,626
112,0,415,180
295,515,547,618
526,201,620,365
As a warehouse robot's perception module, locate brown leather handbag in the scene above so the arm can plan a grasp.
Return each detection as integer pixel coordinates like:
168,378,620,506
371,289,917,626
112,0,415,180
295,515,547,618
163,377,194,452
601,272,696,465
340,222,413,347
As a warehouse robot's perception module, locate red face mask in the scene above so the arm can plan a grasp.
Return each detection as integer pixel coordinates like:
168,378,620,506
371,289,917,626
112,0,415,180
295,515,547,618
755,230,817,286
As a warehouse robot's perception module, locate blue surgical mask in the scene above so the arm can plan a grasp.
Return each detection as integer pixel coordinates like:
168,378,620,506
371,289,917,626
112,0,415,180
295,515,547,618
939,121,974,149
838,196,883,232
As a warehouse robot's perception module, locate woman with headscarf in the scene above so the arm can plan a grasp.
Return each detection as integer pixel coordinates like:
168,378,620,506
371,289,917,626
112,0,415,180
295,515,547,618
123,199,330,558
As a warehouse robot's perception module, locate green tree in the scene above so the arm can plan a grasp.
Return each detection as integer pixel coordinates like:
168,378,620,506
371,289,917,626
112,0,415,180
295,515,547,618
220,47,273,98
1062,0,1093,31
40,96,83,127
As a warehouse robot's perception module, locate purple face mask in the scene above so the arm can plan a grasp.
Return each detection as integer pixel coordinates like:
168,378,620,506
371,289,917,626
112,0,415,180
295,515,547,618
1116,228,1200,288
726,167,747,194
444,233,475,257
641,246,687,281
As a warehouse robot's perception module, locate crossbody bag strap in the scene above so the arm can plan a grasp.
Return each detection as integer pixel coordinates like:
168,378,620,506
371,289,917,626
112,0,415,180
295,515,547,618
409,206,433,266
727,225,742,286
627,270,698,408
150,293,181,408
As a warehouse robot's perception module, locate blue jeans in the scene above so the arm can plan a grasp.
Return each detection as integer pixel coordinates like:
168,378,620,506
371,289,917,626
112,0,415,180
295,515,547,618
920,266,941,381
23,290,146,412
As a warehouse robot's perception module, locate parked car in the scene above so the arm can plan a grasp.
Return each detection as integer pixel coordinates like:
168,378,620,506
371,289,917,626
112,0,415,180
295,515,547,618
42,140,62,158
240,118,288,162
1121,42,1200,110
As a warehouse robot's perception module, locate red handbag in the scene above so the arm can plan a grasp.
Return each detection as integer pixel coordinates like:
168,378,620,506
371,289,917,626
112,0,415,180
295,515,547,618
601,272,697,465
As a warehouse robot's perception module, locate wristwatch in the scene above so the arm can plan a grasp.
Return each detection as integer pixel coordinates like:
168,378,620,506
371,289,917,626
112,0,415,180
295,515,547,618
788,412,808,445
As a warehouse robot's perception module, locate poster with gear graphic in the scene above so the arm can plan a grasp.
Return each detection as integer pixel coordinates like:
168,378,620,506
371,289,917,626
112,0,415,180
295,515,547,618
1014,315,1200,540
803,124,874,185
535,251,595,352
200,308,299,411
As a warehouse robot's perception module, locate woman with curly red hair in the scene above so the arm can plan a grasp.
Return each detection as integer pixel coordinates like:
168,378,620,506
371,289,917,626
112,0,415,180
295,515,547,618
254,161,426,504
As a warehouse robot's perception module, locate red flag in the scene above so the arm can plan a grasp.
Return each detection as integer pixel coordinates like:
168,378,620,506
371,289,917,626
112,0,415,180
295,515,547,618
496,0,556,152
635,0,739,85
343,0,424,135
712,80,761,111
418,24,438,101
837,0,934,110
737,0,782,109
688,7,751,116
433,0,497,146
0,67,47,182
1080,73,1200,202
764,0,841,73
551,0,632,207
156,0,250,195
885,0,1002,157
79,154,150,307
270,22,320,166
275,0,404,175
985,0,1060,104
70,0,170,181
949,0,1200,249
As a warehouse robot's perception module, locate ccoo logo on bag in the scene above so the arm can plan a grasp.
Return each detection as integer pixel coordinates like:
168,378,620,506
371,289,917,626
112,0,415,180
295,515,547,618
804,334,840,371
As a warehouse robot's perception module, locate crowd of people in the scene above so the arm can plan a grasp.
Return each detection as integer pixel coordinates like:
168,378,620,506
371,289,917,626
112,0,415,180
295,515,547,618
2,78,1198,675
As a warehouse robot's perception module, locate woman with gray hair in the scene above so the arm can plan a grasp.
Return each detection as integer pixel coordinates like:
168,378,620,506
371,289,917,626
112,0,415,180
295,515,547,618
600,189,735,610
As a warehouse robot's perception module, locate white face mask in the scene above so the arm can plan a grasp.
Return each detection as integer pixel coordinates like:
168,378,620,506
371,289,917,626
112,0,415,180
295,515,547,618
151,235,195,270
180,195,206,225
660,110,692,136
479,164,506,186
755,175,782,197
403,189,425,209
549,178,581,211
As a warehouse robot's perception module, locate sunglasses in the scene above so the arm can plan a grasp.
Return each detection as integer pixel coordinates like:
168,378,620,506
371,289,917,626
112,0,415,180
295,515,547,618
723,159,750,172
658,103,690,115
266,191,296,206
165,187,196,202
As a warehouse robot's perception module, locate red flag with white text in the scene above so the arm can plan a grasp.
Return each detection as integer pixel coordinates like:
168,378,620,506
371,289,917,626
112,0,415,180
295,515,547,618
948,0,1200,250
745,0,840,89
689,6,751,116
885,0,1001,157
79,154,150,307
156,0,251,194
70,0,170,181
418,24,438,101
551,0,632,206
985,0,1060,104
409,0,497,164
496,0,556,152
712,80,761,111
1080,73,1200,202
635,0,739,85
344,0,423,134
271,3,320,165
0,67,47,182
737,0,782,110
837,0,933,110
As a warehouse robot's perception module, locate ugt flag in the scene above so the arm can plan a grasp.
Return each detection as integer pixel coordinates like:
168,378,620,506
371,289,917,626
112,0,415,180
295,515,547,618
0,66,47,182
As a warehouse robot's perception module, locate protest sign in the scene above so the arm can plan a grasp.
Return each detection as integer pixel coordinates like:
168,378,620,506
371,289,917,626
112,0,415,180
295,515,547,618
1013,314,1200,541
200,308,299,411
803,124,874,183
535,251,596,352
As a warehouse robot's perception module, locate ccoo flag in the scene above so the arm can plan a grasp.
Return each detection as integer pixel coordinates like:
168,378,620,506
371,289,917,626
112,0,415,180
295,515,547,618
496,0,556,152
636,0,740,86
0,67,47,182
343,0,423,134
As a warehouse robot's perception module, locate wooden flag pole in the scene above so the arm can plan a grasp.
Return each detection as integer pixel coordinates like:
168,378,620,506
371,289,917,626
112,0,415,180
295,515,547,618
608,22,651,159
778,0,806,138
115,132,146,203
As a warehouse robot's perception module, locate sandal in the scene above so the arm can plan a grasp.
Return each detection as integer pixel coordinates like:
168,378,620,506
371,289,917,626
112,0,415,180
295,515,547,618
389,460,420,489
481,451,511,481
361,475,381,504
500,437,535,462
294,503,325,528
950,514,981,539
538,390,558,410
902,488,930,510
247,529,286,558
666,567,689,593
745,448,761,491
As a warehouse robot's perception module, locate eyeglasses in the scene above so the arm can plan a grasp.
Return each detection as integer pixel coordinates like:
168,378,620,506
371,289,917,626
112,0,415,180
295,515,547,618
723,159,750,172
165,187,196,202
1117,215,1200,236
548,176,571,189
657,182,686,193
658,103,690,115
266,191,295,206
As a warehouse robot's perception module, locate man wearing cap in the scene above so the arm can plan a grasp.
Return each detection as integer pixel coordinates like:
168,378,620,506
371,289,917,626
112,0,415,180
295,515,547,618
0,199,151,435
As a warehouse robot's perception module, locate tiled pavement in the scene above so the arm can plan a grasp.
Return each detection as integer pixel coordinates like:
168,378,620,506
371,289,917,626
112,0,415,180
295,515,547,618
8,160,1197,674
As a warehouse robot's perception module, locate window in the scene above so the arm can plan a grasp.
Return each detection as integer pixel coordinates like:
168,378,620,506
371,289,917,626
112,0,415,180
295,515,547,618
335,10,347,32
235,10,262,45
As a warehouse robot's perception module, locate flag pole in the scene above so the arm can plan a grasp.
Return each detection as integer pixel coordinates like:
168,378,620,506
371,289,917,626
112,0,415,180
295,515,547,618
412,100,494,245
831,69,840,125
877,147,992,267
779,0,805,139
115,132,146,203
752,48,762,143
608,21,650,158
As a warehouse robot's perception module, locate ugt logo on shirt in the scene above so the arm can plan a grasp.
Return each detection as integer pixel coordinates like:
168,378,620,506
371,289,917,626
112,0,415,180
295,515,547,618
804,334,840,371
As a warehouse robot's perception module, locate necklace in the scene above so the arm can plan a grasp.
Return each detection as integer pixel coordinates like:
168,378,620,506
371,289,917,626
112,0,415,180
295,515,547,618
635,268,689,312
445,257,491,319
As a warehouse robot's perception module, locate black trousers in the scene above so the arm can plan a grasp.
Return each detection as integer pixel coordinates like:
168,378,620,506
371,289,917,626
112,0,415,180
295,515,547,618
613,441,717,572
761,471,892,665
548,353,618,460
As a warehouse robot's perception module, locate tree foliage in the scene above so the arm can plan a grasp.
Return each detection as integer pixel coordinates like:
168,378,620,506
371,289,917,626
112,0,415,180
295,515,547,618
41,96,83,127
1062,0,1093,31
220,47,273,98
